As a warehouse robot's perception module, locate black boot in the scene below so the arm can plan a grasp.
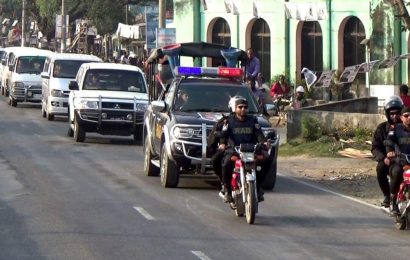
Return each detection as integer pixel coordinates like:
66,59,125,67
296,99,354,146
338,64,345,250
381,195,390,208
391,194,399,216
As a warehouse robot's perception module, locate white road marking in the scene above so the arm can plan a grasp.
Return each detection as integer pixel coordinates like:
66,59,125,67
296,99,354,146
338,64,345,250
278,172,381,210
133,206,155,220
191,251,212,260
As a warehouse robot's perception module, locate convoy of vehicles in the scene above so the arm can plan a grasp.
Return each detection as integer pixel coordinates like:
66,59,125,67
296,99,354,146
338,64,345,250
67,62,148,143
41,53,102,120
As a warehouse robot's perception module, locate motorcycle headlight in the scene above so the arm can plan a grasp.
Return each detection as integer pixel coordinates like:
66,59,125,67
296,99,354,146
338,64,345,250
135,102,148,112
173,126,194,139
262,127,276,140
74,99,99,109
241,152,255,162
51,89,63,97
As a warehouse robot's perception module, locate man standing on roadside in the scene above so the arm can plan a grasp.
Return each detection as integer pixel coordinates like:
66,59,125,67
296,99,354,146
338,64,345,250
399,84,410,107
371,96,403,208
245,48,260,82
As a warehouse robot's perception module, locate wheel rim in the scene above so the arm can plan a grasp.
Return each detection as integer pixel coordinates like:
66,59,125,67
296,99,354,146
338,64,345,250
160,149,167,184
144,139,150,172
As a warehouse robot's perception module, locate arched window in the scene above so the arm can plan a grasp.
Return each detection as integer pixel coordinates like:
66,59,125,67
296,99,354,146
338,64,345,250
343,17,366,67
250,19,271,82
301,21,323,72
211,18,231,67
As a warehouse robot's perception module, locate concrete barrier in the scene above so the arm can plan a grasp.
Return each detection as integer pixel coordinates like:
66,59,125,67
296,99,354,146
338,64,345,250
286,97,385,140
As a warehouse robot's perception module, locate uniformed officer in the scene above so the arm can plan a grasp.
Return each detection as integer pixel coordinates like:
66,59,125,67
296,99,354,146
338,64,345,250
218,96,268,203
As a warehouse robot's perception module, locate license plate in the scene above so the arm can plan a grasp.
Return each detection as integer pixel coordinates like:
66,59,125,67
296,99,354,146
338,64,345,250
33,94,41,98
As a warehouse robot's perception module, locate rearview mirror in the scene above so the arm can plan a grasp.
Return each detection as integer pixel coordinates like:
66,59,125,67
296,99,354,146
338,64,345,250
69,81,79,90
151,100,166,112
265,103,277,116
40,72,50,79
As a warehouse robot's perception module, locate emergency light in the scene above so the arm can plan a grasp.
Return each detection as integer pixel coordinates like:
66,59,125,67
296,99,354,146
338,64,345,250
174,66,244,78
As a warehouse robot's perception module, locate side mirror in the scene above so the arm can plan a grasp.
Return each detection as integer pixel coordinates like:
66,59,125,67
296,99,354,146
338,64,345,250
8,64,14,71
1,59,6,66
265,103,277,116
151,100,166,112
40,72,50,79
69,81,79,90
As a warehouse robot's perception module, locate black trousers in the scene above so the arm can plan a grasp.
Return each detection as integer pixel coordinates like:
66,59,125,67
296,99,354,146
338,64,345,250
389,163,404,196
376,161,390,197
221,152,269,192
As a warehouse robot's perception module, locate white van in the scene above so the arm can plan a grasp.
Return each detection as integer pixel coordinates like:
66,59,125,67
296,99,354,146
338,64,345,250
1,46,24,96
7,47,52,106
40,53,102,120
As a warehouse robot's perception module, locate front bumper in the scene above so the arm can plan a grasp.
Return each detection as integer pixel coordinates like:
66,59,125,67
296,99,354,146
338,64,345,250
75,96,146,134
169,124,280,173
48,96,69,115
12,85,42,103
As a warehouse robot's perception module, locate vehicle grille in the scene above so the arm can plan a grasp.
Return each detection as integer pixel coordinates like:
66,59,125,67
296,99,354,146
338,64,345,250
192,127,213,139
102,102,134,110
13,84,42,97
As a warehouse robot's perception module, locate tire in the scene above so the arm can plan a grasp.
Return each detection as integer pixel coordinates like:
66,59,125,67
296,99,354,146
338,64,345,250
47,112,55,121
67,108,74,137
73,114,86,142
144,135,159,176
245,181,257,224
160,144,179,188
42,103,46,118
10,97,17,107
262,161,277,190
133,126,143,145
235,193,245,217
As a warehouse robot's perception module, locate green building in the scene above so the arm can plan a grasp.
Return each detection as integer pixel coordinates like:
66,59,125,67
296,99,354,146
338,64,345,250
172,0,409,101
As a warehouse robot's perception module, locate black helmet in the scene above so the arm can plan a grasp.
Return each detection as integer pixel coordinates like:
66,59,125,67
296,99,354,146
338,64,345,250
384,96,403,120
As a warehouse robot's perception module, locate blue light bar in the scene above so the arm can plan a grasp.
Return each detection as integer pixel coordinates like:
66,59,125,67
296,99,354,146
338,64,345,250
176,66,202,75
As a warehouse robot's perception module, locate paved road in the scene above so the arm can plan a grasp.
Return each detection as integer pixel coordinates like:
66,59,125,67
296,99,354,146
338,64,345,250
0,97,408,260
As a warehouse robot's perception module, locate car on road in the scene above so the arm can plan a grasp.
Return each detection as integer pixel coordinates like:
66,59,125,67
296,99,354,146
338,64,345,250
143,42,279,190
41,52,102,120
5,47,51,106
67,62,148,143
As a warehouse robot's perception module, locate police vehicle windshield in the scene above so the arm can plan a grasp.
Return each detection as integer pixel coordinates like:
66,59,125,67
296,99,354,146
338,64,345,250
174,83,259,114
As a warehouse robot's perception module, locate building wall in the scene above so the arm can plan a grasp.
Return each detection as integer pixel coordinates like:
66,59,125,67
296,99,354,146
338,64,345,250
173,0,405,100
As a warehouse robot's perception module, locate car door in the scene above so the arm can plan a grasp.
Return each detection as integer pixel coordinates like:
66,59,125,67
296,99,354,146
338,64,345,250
153,81,176,151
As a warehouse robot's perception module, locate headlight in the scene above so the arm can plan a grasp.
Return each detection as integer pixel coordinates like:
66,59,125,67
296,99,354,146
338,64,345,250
262,127,276,139
241,152,255,162
73,99,99,109
173,126,194,139
51,89,63,97
14,82,25,88
135,103,148,112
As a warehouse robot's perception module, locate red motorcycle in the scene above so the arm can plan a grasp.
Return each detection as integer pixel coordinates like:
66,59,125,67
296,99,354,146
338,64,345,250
223,143,266,224
394,154,410,230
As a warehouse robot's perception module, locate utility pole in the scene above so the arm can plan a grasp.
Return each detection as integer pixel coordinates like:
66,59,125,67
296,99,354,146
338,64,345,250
21,0,25,47
159,0,166,28
61,0,66,53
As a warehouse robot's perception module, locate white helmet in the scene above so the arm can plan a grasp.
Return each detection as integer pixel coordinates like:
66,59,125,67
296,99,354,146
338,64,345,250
296,86,305,93
228,95,247,112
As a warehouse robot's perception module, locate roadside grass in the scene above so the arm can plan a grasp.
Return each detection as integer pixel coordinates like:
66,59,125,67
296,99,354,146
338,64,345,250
279,136,372,158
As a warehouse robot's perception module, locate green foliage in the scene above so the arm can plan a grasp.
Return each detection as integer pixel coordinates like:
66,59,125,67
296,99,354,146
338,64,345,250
301,115,322,141
354,127,373,142
279,140,341,158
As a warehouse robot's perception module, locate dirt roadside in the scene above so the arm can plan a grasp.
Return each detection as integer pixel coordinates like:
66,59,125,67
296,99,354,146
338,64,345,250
277,156,382,206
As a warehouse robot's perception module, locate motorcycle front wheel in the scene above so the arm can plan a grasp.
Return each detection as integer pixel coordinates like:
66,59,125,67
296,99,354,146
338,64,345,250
245,182,257,224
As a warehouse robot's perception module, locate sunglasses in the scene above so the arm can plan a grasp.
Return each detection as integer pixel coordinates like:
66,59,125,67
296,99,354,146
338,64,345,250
402,114,410,118
237,105,248,109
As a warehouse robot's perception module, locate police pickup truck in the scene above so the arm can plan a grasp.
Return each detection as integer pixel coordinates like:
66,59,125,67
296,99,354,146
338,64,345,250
143,42,279,189
67,62,148,143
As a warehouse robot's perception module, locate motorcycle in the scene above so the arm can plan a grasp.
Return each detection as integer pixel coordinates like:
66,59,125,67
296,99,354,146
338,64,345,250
219,143,265,224
393,153,410,230
383,139,410,230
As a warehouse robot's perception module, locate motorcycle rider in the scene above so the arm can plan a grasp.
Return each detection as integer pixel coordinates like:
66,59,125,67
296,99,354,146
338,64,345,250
371,96,403,208
218,96,268,203
385,106,410,216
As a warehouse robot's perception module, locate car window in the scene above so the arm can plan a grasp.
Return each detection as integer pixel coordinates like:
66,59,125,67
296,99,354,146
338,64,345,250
53,60,94,78
174,82,260,113
83,69,146,92
16,56,46,74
